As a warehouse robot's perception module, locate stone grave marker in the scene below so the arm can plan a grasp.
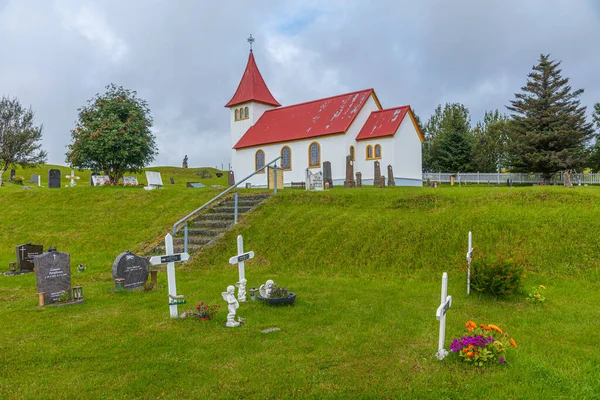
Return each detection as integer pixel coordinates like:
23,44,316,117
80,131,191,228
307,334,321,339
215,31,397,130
9,169,15,181
112,251,150,290
387,165,396,187
169,178,175,184
91,175,110,186
90,172,100,185
374,161,385,187
344,155,355,188
34,250,71,305
323,161,333,189
122,176,139,186
306,169,324,191
16,243,43,272
48,169,61,188
186,182,206,188
356,172,362,188
144,171,163,190
435,272,452,360
30,174,40,186
228,171,235,187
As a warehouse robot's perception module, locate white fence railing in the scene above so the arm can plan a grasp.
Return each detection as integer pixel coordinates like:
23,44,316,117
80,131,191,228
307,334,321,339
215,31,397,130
422,172,600,185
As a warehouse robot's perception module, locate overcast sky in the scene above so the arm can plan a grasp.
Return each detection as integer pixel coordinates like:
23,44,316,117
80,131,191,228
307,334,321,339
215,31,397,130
1,0,599,168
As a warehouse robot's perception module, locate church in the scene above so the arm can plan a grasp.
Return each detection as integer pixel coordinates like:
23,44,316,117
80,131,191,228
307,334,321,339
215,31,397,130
226,47,424,188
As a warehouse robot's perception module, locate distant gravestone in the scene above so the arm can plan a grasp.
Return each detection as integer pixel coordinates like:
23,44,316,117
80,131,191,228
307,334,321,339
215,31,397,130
48,169,61,189
170,178,175,184
9,169,16,181
356,172,362,188
563,171,573,188
30,174,40,185
90,172,100,185
312,171,324,191
34,251,71,305
374,161,385,187
16,243,43,272
122,176,139,186
323,161,333,189
387,165,396,187
112,251,150,290
344,155,355,188
186,182,206,188
91,175,110,186
144,171,163,190
228,171,235,187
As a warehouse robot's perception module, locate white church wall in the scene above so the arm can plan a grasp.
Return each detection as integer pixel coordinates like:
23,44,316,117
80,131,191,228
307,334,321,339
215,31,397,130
393,116,423,186
355,137,395,183
230,102,275,148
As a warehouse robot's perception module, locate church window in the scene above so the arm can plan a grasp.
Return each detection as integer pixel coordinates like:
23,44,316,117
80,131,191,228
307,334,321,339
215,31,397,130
308,142,320,168
281,146,292,170
350,146,355,161
366,145,373,160
244,107,249,119
375,144,382,159
235,109,239,121
255,149,265,173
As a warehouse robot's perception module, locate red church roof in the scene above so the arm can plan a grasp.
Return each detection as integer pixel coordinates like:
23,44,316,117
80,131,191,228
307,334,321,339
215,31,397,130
225,51,281,108
233,89,377,149
356,106,424,142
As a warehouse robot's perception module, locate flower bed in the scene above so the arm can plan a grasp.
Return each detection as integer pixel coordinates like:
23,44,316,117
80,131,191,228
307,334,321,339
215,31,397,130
450,321,517,366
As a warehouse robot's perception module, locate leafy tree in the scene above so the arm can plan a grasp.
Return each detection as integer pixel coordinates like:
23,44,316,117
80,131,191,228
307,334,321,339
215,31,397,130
0,96,47,185
66,84,158,184
506,54,593,183
587,103,600,171
471,110,510,172
425,103,473,172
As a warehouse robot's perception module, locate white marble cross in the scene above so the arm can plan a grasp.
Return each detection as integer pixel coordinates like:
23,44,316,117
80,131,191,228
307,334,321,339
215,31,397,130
149,233,189,318
435,272,452,360
65,170,80,187
228,235,254,302
466,231,473,295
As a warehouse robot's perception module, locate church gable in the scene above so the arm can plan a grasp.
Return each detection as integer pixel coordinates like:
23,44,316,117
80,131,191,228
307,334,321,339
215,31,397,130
355,106,424,142
233,89,378,149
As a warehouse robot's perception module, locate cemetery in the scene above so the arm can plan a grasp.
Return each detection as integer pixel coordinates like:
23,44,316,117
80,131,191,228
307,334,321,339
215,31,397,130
1,167,600,398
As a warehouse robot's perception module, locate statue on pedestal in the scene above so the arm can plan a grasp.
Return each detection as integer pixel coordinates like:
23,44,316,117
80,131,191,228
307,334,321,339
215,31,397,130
182,155,188,169
222,285,241,327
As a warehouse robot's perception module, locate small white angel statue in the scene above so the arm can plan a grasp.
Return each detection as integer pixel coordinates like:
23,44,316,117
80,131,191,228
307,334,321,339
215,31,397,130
236,278,247,302
258,279,275,298
222,285,241,327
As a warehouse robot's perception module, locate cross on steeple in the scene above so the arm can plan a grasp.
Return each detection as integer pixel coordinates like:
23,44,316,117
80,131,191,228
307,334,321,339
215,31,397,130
247,34,255,52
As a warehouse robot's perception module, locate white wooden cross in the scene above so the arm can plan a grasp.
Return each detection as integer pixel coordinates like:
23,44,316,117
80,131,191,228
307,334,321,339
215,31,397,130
228,235,254,302
435,272,452,360
65,169,80,187
149,233,189,318
466,231,473,295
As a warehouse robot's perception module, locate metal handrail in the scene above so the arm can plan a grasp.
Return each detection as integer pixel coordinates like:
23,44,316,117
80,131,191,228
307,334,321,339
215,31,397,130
172,156,282,235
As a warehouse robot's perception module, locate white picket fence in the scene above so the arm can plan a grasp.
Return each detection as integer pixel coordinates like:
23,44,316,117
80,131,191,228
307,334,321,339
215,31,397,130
422,172,600,185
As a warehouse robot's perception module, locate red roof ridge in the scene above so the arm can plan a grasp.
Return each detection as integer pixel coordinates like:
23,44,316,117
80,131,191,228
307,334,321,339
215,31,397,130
225,51,281,108
260,88,375,114
369,105,410,114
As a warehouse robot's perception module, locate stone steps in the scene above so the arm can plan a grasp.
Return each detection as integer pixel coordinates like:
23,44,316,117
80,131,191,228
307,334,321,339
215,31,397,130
148,193,271,257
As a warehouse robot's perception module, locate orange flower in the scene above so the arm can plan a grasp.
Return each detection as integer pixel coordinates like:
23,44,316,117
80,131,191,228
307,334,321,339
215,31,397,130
510,338,517,348
466,352,474,358
463,348,469,353
535,294,540,299
480,324,491,331
488,324,503,334
466,321,477,332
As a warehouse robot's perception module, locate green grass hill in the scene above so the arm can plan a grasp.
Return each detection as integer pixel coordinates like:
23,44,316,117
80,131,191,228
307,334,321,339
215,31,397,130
1,175,599,398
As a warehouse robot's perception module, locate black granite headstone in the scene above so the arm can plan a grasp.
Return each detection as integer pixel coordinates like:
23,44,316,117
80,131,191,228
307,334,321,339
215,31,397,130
112,251,149,289
9,169,16,181
323,161,333,188
16,243,43,271
34,251,71,304
48,169,61,189
170,178,175,184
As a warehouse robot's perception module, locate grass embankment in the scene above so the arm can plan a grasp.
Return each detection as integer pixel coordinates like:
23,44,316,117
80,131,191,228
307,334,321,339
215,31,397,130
1,182,599,399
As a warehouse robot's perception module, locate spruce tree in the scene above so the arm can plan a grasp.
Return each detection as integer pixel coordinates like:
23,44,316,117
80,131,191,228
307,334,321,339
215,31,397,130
434,103,473,172
507,54,593,183
587,103,600,171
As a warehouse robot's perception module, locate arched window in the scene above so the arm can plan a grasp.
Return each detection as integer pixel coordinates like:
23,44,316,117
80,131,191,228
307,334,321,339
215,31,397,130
375,144,381,159
235,109,239,121
308,142,320,168
281,146,292,170
350,146,355,161
366,145,373,160
244,107,249,119
255,150,265,173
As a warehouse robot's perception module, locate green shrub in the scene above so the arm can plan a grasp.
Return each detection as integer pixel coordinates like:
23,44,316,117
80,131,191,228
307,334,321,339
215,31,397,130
12,175,24,185
470,253,524,297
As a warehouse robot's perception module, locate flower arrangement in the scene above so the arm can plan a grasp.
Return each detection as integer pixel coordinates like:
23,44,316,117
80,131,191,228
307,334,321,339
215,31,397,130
450,320,517,366
526,285,546,304
189,301,220,320
12,175,25,185
269,284,293,299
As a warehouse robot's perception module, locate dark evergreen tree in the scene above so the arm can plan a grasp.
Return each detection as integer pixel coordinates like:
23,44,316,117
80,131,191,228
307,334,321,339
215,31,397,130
434,103,473,172
506,54,593,183
587,103,600,171
471,110,510,172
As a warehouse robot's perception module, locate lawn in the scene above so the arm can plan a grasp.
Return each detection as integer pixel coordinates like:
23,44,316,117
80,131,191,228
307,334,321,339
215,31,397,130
1,173,599,399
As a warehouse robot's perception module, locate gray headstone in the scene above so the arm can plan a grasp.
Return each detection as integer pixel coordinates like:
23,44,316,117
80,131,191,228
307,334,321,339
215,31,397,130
112,251,149,289
122,176,138,186
90,172,100,185
30,174,39,184
344,155,355,188
387,165,396,187
48,169,61,189
186,182,206,188
9,169,16,181
356,172,362,188
91,175,110,186
323,161,333,188
16,243,43,271
34,251,71,304
227,171,235,187
169,178,175,184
